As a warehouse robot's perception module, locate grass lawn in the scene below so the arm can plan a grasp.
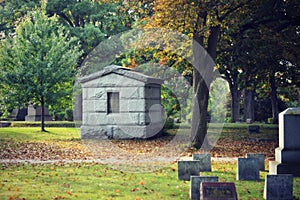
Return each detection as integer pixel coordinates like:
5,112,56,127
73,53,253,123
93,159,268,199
1,161,299,200
0,124,299,199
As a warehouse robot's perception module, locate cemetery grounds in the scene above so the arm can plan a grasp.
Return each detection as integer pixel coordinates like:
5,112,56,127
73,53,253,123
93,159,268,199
0,123,299,199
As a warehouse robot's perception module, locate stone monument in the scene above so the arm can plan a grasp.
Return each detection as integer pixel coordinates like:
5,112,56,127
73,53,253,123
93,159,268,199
8,108,27,121
80,65,164,139
269,107,300,176
25,104,52,121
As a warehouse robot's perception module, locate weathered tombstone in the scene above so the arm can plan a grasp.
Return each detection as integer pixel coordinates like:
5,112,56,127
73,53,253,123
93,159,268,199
0,121,11,127
73,93,82,121
246,118,253,124
190,176,218,200
200,182,238,200
192,154,212,172
269,108,300,177
263,174,293,200
8,108,27,121
178,161,201,181
246,153,265,171
237,158,260,180
25,104,52,121
248,125,260,133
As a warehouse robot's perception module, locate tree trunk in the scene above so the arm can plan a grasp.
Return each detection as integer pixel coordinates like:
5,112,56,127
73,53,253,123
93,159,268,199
269,71,278,124
244,88,255,122
41,97,46,132
231,84,240,122
190,71,210,149
190,25,220,149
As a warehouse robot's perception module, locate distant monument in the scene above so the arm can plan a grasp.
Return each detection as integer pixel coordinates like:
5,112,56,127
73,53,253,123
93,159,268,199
8,108,27,121
80,65,164,139
25,103,52,121
269,107,300,177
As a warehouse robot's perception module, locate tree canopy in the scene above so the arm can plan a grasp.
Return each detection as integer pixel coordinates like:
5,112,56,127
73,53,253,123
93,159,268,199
0,9,82,131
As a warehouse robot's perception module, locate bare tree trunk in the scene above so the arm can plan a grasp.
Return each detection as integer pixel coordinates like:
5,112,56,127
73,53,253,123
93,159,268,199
41,96,46,132
190,72,210,149
230,84,241,122
269,71,278,124
244,88,255,122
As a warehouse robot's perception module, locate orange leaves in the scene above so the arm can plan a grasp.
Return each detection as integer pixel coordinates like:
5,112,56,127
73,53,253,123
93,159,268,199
131,187,139,192
0,141,92,161
139,180,146,186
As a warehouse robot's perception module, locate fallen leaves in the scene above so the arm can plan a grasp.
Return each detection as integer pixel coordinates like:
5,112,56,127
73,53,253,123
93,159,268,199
0,132,278,163
0,141,92,161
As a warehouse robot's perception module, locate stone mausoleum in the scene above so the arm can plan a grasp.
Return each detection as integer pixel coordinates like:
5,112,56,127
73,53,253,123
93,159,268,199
80,65,164,139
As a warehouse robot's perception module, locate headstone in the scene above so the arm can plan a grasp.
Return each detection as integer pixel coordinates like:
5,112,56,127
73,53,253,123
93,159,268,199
269,108,300,177
25,104,52,121
190,176,218,200
73,93,82,121
237,158,260,180
246,118,253,124
178,161,201,181
8,108,27,121
248,125,260,133
200,182,238,200
192,154,211,172
246,153,265,171
0,121,11,127
263,174,293,200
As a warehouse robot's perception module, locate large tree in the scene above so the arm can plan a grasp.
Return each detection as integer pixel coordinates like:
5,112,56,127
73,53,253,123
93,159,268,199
0,9,82,131
217,0,300,123
141,0,253,148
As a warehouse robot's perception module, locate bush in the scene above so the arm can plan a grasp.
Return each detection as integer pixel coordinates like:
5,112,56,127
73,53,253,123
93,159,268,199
10,121,76,127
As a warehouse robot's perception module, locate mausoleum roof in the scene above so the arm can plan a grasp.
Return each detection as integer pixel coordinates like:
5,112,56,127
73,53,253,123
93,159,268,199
80,65,163,85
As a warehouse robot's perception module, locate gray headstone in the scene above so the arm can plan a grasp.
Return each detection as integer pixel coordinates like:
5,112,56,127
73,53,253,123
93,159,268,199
269,108,300,177
246,153,265,171
237,158,260,180
248,125,260,133
192,154,211,172
246,118,253,124
264,174,293,200
190,176,218,200
178,161,201,181
200,182,238,200
8,108,27,121
25,105,52,121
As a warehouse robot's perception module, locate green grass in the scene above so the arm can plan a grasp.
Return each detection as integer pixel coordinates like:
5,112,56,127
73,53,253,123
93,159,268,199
0,163,190,200
1,124,299,200
0,127,80,142
0,162,299,200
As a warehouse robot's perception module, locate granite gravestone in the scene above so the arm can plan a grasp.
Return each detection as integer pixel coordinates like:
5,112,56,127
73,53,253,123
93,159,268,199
246,153,265,171
192,154,212,172
25,104,52,121
269,108,300,177
248,125,260,133
190,176,218,200
178,161,202,181
200,182,238,200
263,174,293,200
237,158,260,181
8,108,27,121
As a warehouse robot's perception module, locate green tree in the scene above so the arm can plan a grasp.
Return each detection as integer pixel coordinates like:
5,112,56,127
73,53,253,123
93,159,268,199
0,9,82,131
0,0,40,34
